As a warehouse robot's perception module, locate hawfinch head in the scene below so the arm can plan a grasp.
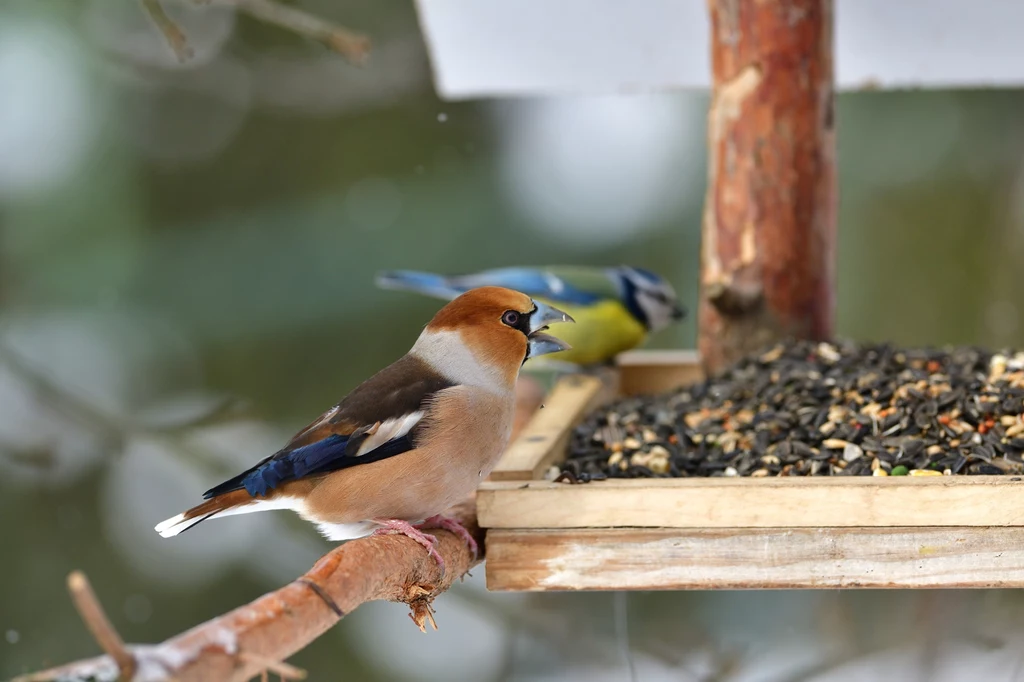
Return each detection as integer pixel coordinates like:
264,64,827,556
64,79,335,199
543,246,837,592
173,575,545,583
421,286,573,386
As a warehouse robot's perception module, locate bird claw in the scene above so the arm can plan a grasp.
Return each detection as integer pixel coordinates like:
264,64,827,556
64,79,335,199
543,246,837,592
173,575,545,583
371,519,446,577
416,515,479,560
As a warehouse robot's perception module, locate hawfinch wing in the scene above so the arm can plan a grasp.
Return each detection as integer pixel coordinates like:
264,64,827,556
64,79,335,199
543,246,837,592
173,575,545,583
203,354,453,499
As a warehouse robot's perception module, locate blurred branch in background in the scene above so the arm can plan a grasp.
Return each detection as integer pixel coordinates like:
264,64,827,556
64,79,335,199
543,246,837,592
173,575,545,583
141,0,193,61
0,338,239,478
140,0,371,64
230,0,371,64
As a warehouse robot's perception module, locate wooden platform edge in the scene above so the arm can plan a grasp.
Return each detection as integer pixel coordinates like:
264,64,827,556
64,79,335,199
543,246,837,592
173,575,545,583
477,476,1024,528
485,527,1024,591
615,349,705,396
489,374,610,481
489,350,704,482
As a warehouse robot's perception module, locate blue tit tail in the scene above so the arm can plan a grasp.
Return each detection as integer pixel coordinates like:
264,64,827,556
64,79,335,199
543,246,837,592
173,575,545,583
375,270,462,301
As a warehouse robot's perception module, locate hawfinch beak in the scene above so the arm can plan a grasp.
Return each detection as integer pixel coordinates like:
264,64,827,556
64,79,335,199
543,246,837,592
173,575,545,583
526,300,574,358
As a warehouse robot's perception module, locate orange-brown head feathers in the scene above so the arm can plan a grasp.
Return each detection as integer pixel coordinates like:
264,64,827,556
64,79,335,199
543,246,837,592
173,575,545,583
426,286,533,332
414,286,573,390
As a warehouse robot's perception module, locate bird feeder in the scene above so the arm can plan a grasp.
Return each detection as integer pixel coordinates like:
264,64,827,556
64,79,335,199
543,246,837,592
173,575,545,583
423,0,1024,591
479,349,1024,591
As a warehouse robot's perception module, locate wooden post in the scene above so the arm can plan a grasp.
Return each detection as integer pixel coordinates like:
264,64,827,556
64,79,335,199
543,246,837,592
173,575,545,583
699,0,837,376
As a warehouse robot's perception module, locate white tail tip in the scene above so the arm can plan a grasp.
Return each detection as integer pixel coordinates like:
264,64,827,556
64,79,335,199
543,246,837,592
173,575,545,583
154,498,296,538
155,513,200,538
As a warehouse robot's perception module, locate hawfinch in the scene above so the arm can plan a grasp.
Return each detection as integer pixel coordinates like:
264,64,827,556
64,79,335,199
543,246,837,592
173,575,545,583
155,287,572,572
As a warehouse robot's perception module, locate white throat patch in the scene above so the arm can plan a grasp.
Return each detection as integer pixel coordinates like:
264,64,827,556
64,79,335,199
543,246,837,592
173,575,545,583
410,329,505,391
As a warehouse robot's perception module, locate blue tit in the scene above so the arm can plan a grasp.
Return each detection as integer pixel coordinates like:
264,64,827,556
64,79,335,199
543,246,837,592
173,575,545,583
375,266,686,368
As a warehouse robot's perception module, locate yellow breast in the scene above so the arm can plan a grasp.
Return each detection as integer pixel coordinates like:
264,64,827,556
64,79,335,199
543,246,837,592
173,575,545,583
528,298,647,366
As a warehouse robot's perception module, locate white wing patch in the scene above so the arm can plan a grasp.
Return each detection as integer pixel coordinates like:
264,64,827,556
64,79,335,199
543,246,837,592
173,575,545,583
354,411,424,456
543,271,565,294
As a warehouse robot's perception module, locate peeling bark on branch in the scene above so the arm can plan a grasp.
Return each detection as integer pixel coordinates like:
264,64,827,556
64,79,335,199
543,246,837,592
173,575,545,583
699,0,837,376
16,379,544,682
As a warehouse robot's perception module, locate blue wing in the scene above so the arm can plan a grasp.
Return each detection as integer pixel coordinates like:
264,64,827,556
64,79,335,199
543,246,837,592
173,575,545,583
202,354,454,500
200,433,347,499
218,434,348,498
376,268,602,306
375,270,464,301
203,430,416,499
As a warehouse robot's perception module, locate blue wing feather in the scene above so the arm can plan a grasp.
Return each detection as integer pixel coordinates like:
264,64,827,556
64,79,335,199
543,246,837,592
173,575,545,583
288,434,350,480
377,268,601,306
204,431,416,499
375,271,463,300
202,354,452,501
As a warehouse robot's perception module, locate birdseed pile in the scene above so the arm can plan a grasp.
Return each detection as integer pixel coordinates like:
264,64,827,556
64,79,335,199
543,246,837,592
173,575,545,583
557,340,1024,481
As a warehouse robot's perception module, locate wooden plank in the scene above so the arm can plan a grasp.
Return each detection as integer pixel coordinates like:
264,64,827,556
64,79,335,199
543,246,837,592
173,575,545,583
615,349,703,396
477,477,1024,529
485,527,1024,591
489,374,609,481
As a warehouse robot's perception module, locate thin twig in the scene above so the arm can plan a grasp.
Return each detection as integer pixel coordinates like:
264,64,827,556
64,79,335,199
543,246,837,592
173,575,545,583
230,0,371,64
66,571,137,680
140,0,370,66
141,0,194,61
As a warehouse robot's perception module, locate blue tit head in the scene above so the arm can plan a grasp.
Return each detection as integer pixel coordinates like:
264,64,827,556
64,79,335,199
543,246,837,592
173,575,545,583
612,266,687,332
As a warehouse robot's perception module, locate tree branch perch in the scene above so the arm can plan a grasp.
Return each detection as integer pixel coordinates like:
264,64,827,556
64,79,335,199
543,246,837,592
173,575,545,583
13,378,543,682
16,500,485,682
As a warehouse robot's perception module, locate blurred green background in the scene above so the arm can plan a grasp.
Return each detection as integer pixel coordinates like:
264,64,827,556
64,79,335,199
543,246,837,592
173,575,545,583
4,1,1024,680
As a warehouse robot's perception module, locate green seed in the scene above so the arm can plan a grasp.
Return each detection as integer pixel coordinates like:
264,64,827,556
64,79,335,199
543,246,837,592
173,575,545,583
891,465,909,476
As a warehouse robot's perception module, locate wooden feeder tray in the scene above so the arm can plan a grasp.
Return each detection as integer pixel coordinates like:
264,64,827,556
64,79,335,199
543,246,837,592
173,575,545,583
479,350,1024,591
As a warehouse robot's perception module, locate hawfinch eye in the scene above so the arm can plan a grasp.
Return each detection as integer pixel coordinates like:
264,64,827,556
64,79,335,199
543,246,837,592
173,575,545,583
501,311,520,326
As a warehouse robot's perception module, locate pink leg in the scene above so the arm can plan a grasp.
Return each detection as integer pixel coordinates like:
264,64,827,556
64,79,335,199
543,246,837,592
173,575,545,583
416,515,479,560
371,519,445,574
